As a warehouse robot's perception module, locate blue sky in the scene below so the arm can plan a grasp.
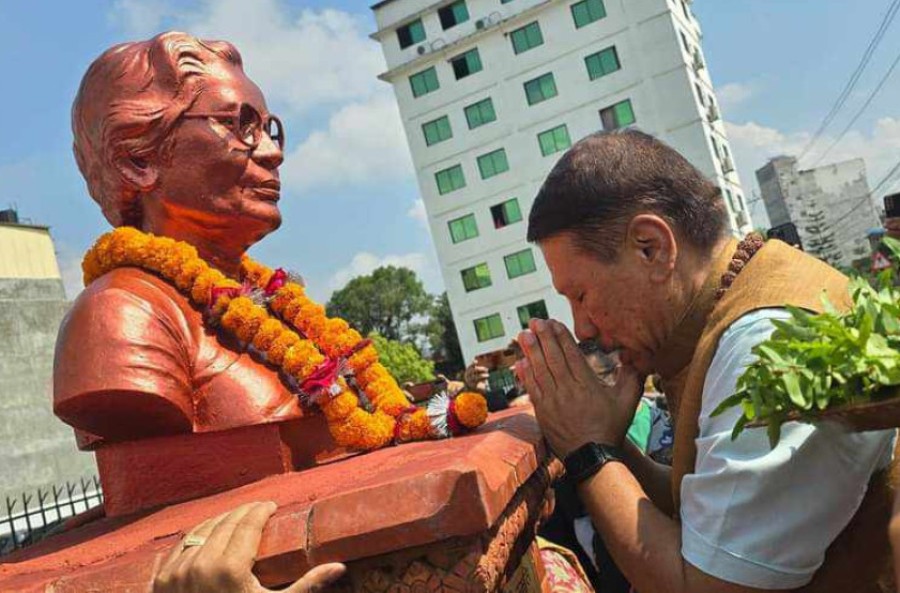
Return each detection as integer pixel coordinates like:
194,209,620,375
3,0,900,300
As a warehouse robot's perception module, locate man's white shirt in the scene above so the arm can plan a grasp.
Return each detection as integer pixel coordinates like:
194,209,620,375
680,308,895,589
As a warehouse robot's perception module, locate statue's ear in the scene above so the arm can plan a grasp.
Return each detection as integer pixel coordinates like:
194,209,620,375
116,155,158,191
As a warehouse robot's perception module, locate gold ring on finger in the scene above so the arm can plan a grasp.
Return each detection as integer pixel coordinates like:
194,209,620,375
181,534,207,549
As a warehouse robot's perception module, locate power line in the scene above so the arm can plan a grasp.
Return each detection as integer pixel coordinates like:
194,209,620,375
813,46,900,166
871,157,900,196
798,0,900,160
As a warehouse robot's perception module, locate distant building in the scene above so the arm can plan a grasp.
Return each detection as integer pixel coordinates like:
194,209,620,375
371,0,751,361
0,212,95,502
756,156,879,269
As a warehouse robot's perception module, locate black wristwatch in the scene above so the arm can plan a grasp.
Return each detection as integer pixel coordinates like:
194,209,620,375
563,442,625,484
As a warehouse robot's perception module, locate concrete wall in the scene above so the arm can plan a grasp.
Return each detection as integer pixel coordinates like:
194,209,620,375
0,224,62,280
0,276,96,503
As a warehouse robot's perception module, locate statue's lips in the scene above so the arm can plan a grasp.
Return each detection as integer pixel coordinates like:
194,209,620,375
248,181,281,202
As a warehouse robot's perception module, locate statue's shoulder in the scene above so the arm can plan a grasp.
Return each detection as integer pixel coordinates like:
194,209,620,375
61,267,192,346
70,268,189,315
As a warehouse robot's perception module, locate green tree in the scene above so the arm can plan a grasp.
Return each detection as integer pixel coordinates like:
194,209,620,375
370,333,435,384
326,266,432,343
427,292,465,376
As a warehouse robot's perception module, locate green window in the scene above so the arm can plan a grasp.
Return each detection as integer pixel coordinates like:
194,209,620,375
585,46,620,80
422,116,452,146
451,48,482,80
537,124,571,157
439,0,469,30
504,249,537,278
461,263,492,292
435,164,466,195
524,72,557,105
465,98,497,129
397,19,426,49
448,214,479,243
490,198,522,228
571,0,607,28
474,313,505,342
477,148,509,179
410,67,440,98
517,300,549,329
599,99,635,130
510,21,544,54
501,0,515,3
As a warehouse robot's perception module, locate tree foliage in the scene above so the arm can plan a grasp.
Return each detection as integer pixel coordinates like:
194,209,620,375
326,266,432,343
370,333,435,385
427,292,465,375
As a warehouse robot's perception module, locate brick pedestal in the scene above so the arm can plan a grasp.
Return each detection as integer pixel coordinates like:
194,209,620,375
1,408,557,593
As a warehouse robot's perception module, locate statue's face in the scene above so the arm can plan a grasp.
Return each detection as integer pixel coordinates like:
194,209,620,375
152,63,284,239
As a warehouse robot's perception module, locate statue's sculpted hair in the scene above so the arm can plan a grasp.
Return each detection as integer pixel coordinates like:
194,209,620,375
72,31,243,227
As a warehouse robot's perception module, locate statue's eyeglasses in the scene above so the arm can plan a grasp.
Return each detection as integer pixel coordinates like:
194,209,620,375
182,103,285,151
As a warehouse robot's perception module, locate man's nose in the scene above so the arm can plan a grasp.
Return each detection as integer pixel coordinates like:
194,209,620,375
572,308,599,342
251,132,283,170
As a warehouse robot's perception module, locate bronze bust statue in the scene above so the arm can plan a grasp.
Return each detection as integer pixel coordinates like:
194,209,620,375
55,32,303,448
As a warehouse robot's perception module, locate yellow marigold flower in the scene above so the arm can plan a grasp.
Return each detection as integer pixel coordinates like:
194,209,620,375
454,392,488,429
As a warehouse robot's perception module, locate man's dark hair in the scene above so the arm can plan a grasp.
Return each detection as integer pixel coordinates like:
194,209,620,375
527,129,728,260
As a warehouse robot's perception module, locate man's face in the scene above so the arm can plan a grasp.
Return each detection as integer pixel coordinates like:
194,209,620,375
540,233,670,374
152,63,284,239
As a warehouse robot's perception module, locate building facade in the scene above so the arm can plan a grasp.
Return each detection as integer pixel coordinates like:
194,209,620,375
0,217,96,503
756,156,879,269
372,0,751,361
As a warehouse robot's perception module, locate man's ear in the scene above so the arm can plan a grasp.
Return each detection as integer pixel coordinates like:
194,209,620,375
115,155,158,191
625,214,677,282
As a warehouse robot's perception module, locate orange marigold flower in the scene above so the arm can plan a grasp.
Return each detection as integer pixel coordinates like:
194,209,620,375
348,345,378,373
191,269,224,304
454,392,488,429
321,391,358,422
234,305,267,343
396,408,432,442
267,331,301,366
174,259,208,291
252,319,284,352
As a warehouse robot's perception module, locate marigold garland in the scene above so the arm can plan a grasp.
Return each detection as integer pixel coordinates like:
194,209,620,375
82,227,488,451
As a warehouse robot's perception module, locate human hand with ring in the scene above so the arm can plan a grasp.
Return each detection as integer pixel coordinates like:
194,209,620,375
515,319,643,459
153,501,346,593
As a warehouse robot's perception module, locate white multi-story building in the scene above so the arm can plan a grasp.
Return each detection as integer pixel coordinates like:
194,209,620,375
371,0,751,362
756,156,880,269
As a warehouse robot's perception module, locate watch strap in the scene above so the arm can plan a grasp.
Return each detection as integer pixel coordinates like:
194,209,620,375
563,442,625,483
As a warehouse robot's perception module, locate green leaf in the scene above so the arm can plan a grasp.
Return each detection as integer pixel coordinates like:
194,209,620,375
782,372,808,408
731,414,749,441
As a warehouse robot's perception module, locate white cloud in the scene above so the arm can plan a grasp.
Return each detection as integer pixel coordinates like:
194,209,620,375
109,0,385,115
108,0,173,38
107,0,413,195
327,251,428,293
407,199,429,232
717,82,755,112
281,93,414,192
726,116,900,226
